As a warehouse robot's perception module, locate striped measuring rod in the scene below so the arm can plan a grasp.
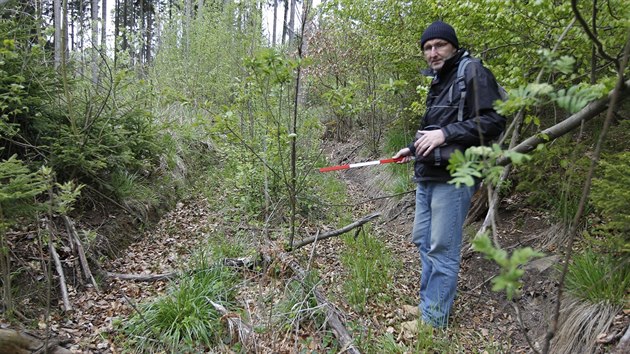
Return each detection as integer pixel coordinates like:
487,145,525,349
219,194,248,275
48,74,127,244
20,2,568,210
318,156,411,172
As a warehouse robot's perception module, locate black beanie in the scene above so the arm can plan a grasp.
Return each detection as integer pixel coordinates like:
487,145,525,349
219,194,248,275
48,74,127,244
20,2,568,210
420,21,459,49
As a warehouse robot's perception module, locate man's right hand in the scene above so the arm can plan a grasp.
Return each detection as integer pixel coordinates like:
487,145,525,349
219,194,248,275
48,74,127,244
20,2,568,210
393,148,413,163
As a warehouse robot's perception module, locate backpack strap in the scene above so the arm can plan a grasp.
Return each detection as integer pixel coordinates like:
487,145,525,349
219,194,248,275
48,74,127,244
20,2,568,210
455,54,472,122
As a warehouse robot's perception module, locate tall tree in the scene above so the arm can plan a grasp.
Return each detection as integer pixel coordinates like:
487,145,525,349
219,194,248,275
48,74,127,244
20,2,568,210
101,0,107,52
287,0,295,45
272,0,278,46
282,0,288,44
54,0,62,68
91,0,99,83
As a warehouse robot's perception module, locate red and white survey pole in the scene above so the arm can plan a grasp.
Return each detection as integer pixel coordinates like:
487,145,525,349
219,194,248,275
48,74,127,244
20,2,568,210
318,157,408,172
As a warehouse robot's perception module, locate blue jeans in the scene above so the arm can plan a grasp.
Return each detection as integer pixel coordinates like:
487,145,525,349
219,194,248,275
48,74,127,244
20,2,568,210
412,181,477,327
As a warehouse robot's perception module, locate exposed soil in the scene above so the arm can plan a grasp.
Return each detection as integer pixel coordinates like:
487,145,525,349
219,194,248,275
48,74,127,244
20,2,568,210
2,138,628,353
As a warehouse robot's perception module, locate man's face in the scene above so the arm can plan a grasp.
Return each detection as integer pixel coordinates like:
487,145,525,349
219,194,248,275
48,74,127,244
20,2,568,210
423,39,457,71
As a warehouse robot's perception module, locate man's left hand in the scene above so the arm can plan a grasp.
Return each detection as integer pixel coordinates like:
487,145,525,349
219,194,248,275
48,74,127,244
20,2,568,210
414,129,446,157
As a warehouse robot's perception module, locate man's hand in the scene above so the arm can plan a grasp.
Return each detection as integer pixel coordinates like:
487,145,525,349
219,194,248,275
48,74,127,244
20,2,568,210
414,129,445,157
393,147,413,163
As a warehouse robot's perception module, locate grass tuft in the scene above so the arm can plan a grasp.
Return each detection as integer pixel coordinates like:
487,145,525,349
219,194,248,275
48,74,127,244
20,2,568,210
341,228,399,311
565,249,630,305
122,264,239,352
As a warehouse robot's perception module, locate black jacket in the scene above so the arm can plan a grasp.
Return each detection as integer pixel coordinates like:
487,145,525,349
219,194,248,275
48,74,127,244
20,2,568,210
409,49,506,182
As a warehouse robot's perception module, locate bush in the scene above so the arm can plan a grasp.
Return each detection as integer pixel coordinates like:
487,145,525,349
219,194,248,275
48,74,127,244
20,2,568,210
591,151,630,234
513,136,591,223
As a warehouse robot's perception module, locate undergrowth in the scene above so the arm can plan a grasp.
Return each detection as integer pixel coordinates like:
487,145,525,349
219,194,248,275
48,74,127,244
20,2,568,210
341,227,400,311
565,249,630,305
513,136,591,224
120,256,240,352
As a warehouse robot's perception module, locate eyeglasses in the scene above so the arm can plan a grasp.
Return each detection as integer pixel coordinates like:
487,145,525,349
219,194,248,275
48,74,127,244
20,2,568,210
423,41,449,53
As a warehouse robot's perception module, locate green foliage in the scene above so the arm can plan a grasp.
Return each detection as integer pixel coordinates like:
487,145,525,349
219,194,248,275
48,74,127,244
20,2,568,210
550,83,607,114
591,152,630,233
472,232,544,300
123,265,239,352
514,138,591,223
565,249,630,306
322,81,361,112
0,23,55,143
383,126,415,194
340,229,399,310
447,144,530,188
0,155,47,219
211,47,326,223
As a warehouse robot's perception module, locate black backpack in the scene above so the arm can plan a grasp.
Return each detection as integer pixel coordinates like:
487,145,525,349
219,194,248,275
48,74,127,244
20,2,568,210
451,52,508,123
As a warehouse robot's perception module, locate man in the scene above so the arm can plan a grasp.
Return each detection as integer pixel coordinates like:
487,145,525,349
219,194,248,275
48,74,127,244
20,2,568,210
393,20,506,328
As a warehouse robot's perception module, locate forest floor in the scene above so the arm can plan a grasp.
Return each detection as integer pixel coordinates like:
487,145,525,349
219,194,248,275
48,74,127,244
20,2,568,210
5,138,628,353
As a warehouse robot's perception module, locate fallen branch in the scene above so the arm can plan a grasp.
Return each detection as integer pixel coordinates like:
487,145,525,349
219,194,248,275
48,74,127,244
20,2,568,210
209,300,257,351
105,271,177,282
63,216,99,291
291,212,381,250
104,257,255,283
613,323,630,354
270,245,361,354
45,218,71,312
0,328,71,354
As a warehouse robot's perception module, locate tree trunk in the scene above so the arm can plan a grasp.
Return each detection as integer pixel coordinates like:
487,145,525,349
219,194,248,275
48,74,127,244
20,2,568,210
498,79,630,165
122,0,128,52
145,3,153,63
91,0,99,84
185,0,191,53
114,0,120,63
101,0,107,51
282,0,288,44
139,0,144,65
54,0,62,68
288,0,295,46
272,0,277,46
62,0,68,65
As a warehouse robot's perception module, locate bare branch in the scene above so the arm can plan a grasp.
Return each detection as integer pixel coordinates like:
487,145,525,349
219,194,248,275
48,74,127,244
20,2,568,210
291,212,381,250
571,0,620,68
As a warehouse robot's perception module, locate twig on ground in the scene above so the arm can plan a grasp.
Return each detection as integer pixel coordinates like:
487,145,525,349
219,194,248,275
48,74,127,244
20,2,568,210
291,212,381,250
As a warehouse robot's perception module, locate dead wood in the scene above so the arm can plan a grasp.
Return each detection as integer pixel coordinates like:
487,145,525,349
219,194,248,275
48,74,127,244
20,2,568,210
0,329,71,354
209,300,257,352
291,212,381,250
45,218,71,312
105,271,177,282
613,323,630,354
63,216,99,291
269,245,361,354
104,257,255,283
